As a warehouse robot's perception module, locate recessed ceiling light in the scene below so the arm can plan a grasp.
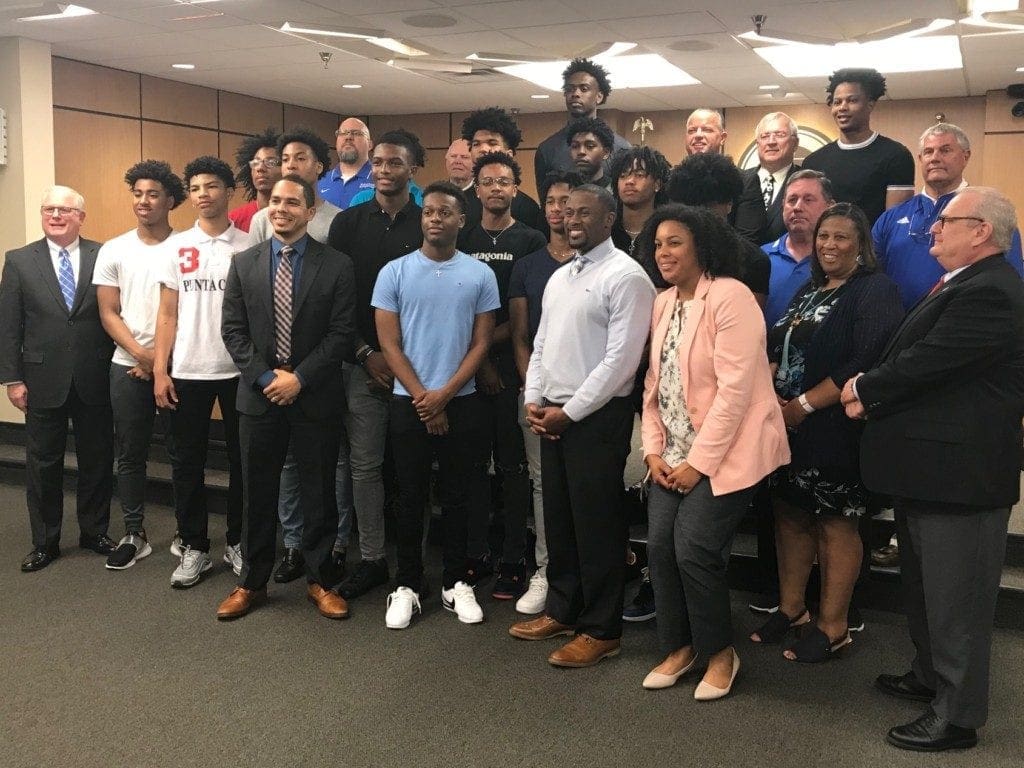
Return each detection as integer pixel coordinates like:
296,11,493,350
172,63,195,70
342,84,362,89
759,84,781,90
531,94,550,99
18,4,95,21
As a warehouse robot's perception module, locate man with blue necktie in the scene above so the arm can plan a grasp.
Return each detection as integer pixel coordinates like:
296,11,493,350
0,185,116,571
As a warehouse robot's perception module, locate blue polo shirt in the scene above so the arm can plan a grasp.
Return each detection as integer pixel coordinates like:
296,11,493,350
348,180,424,209
318,161,374,210
762,233,812,328
873,190,1024,310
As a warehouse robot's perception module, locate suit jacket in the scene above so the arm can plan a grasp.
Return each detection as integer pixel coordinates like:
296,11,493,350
0,237,113,408
641,274,790,495
858,255,1024,507
732,164,799,246
221,238,356,419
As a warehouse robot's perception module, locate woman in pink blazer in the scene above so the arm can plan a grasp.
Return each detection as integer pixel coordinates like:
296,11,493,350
638,205,789,700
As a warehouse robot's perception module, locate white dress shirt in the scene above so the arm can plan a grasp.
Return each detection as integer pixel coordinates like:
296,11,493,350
47,237,81,285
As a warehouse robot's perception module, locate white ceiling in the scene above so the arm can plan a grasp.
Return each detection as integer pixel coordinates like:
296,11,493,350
1,0,1023,114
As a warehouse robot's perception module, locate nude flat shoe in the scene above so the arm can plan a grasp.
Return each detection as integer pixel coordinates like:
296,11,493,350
642,654,699,690
694,649,740,701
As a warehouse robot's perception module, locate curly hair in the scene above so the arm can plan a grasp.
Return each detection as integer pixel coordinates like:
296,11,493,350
472,151,522,186
565,117,615,150
377,128,427,168
276,127,332,179
233,127,279,201
608,146,670,204
810,202,878,286
635,204,744,282
124,159,186,209
183,155,235,190
539,169,584,202
666,153,744,208
460,107,523,152
422,180,469,215
826,68,887,104
562,57,612,102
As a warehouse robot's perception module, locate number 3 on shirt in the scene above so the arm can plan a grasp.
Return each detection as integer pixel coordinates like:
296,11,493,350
178,247,200,274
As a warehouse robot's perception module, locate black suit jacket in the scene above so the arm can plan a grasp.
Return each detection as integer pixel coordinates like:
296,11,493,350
0,237,113,408
732,164,799,246
221,238,356,419
858,255,1024,507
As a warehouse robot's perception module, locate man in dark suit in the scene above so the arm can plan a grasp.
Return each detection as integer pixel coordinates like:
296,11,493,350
0,185,116,571
216,175,357,620
842,186,1024,752
732,112,800,246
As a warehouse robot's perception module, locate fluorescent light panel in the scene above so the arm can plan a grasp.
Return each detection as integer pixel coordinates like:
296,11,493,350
18,3,94,20
498,54,699,90
753,35,963,77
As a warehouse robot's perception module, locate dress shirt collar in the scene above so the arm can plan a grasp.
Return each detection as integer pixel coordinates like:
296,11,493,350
576,236,618,266
921,178,968,203
272,234,309,258
943,265,970,283
46,237,79,258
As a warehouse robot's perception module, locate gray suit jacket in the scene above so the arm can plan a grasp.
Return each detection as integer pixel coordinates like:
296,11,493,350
221,238,356,419
0,238,113,408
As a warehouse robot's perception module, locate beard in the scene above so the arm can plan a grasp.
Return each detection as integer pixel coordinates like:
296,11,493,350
338,148,360,164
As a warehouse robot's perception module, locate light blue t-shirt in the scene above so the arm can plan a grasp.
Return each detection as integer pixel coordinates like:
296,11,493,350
349,180,424,209
371,250,500,397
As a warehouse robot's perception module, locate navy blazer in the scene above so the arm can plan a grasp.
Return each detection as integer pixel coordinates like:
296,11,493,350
858,255,1024,507
221,237,356,419
0,237,113,408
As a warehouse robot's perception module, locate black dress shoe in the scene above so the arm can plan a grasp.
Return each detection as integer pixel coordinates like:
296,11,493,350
22,545,60,572
875,671,936,703
331,548,347,580
273,548,305,583
886,709,977,752
79,533,117,555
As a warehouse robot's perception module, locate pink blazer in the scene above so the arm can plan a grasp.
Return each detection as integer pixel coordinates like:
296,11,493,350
641,274,790,496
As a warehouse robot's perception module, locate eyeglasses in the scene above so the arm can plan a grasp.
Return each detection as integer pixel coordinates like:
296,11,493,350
477,177,515,188
757,130,794,142
248,158,281,169
336,129,368,138
41,206,81,217
370,158,408,169
934,215,985,231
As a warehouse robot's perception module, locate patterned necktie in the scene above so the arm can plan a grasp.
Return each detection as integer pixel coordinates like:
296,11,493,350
762,174,775,208
569,252,587,277
57,248,76,311
273,245,294,364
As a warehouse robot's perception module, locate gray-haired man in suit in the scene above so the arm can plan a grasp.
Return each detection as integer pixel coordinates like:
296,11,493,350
0,185,116,571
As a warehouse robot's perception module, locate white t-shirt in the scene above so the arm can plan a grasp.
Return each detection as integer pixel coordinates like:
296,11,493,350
93,229,175,367
158,221,249,380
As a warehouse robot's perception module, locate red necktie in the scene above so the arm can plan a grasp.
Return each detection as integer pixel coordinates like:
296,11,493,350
927,276,945,296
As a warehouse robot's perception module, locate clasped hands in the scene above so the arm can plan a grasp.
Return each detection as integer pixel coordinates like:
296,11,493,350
264,369,301,406
840,374,866,420
524,402,571,440
646,454,703,495
413,388,451,436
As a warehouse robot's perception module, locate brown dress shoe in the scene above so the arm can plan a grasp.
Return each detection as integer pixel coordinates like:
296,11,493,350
308,583,349,619
217,587,264,620
509,614,575,640
548,633,621,667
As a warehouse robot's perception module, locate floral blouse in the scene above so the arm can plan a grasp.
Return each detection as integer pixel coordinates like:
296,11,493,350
658,299,697,467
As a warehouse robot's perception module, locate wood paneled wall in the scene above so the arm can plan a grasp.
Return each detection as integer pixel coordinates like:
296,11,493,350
52,58,341,242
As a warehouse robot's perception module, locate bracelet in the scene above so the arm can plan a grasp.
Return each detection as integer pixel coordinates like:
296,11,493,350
355,345,373,363
797,394,815,414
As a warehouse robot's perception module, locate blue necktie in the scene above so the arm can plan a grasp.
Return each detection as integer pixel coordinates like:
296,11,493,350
57,249,76,311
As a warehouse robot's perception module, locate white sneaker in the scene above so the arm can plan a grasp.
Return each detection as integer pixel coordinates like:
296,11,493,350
171,546,212,588
170,533,183,558
515,570,548,615
442,581,484,624
385,587,421,629
223,543,242,576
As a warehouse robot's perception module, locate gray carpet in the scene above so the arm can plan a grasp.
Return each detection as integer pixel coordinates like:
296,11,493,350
2,482,1022,768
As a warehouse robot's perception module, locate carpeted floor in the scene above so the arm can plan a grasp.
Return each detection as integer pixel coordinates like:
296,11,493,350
2,482,1022,768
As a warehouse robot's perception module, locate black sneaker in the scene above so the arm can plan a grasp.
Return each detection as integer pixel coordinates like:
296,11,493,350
848,605,865,633
337,558,389,599
105,530,153,570
465,554,493,587
622,568,656,622
492,560,527,600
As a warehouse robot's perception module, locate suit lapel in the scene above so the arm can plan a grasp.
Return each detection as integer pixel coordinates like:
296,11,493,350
677,276,710,404
30,239,69,314
292,239,324,318
71,240,99,314
257,243,275,320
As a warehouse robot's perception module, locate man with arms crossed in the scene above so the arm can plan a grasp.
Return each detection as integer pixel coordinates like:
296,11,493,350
216,175,356,620
509,184,654,667
95,160,186,569
374,182,500,630
0,186,115,571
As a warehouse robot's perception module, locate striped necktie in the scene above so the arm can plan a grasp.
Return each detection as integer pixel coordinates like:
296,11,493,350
569,252,587,277
57,248,76,311
273,245,294,365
